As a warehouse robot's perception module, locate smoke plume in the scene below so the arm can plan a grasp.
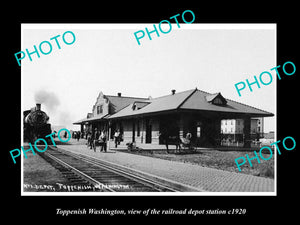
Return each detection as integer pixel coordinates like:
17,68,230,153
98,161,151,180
34,90,60,112
34,89,74,128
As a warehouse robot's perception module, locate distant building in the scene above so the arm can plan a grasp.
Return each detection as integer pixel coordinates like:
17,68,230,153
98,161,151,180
260,131,275,145
74,88,274,148
220,118,264,142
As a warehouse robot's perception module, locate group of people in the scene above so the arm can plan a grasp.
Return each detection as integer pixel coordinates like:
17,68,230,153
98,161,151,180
87,129,107,152
72,131,82,141
86,129,122,152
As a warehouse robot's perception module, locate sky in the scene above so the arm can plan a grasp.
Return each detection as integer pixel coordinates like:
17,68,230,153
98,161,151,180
21,24,276,132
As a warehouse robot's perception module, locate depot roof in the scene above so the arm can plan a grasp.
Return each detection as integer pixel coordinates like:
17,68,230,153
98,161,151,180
73,114,110,124
73,94,149,124
105,95,149,114
108,88,274,119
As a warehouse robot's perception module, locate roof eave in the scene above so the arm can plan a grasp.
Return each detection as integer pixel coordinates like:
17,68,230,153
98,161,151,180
178,108,274,118
73,113,110,124
108,109,180,120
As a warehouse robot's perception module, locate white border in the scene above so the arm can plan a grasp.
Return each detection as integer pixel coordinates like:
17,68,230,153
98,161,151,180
21,23,277,196
21,23,276,30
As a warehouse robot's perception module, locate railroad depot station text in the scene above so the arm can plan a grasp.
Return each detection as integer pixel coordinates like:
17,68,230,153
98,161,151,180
56,208,246,216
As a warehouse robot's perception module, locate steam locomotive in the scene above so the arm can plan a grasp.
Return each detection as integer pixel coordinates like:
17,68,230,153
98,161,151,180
23,103,52,143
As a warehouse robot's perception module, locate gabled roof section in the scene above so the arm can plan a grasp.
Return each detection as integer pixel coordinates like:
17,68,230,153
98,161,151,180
109,89,197,119
75,93,149,124
109,88,274,119
180,89,273,116
105,95,149,114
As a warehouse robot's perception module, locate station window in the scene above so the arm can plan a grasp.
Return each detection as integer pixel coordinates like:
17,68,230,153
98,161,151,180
213,98,223,105
97,105,103,114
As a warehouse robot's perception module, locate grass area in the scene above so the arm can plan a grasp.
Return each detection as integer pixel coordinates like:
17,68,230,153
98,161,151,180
23,151,71,192
127,149,275,179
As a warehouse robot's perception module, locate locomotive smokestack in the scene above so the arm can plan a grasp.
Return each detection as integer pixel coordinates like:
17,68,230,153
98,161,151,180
36,103,41,111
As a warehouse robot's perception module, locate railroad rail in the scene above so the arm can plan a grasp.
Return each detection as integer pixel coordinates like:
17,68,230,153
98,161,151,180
39,147,178,192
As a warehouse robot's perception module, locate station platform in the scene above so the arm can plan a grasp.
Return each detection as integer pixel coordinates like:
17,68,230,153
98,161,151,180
67,138,261,152
58,142,275,193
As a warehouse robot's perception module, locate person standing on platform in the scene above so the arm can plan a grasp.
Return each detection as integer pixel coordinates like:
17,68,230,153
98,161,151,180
77,131,80,141
114,130,120,148
90,128,97,150
87,131,92,148
100,130,107,152
93,129,100,152
64,131,67,139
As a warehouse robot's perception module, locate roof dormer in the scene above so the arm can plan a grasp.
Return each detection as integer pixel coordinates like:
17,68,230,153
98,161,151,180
205,92,227,106
132,101,150,111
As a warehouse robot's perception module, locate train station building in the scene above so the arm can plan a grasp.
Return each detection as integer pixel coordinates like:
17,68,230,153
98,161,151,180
74,88,274,148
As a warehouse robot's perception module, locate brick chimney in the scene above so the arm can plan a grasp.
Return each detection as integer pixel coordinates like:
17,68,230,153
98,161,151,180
117,92,122,97
171,89,176,95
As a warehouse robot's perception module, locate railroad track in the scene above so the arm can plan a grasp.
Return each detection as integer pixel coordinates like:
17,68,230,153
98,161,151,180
39,147,178,192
